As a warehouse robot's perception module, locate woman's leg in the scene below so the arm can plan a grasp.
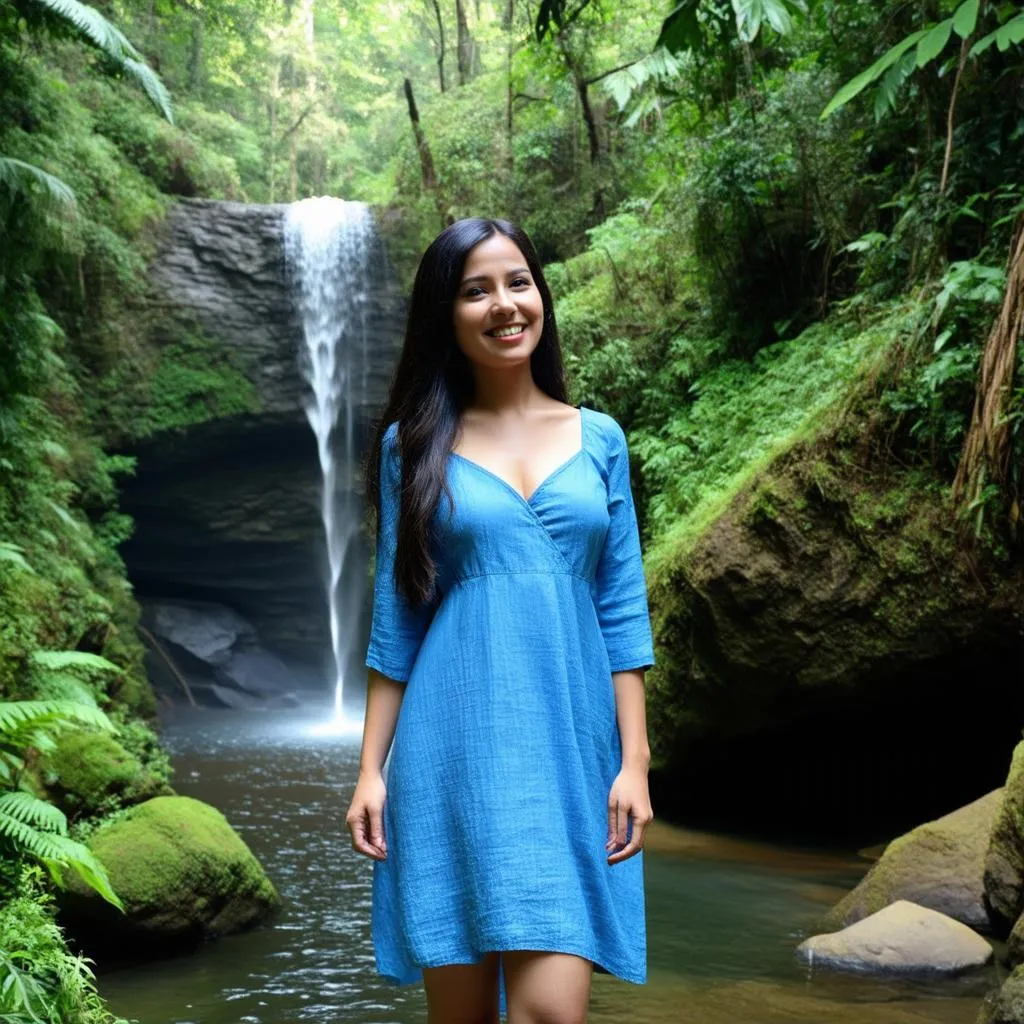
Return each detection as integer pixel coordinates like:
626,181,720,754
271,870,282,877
422,952,502,1024
502,950,594,1024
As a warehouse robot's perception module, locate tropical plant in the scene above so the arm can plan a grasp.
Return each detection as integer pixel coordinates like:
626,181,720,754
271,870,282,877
0,0,173,211
0,700,124,909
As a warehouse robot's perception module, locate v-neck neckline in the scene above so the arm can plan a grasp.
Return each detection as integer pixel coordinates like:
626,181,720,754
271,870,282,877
450,405,588,509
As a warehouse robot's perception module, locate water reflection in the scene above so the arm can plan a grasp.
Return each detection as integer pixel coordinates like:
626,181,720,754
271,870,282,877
97,709,997,1023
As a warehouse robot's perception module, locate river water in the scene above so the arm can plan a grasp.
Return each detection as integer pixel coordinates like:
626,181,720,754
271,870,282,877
97,708,1001,1023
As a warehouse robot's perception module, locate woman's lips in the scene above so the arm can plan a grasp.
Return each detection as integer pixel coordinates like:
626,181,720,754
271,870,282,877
485,324,527,342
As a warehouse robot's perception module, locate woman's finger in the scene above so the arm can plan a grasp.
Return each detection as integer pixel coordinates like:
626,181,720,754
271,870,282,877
369,804,387,855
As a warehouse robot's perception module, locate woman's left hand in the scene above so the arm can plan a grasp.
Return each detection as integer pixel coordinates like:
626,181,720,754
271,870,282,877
605,766,654,864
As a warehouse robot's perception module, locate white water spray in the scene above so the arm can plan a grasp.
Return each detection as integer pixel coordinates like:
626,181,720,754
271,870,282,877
282,197,375,736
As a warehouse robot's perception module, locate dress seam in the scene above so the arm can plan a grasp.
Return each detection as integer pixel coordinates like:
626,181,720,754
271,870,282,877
450,569,593,586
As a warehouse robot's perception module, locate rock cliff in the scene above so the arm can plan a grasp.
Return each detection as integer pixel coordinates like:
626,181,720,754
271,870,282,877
116,198,405,670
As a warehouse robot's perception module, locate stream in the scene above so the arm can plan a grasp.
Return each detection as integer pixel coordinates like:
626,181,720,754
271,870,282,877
97,708,1001,1023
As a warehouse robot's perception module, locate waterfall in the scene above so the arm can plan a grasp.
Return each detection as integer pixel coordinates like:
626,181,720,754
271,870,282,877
282,197,374,731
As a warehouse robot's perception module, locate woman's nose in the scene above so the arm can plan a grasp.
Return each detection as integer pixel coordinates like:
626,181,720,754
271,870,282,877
491,288,516,313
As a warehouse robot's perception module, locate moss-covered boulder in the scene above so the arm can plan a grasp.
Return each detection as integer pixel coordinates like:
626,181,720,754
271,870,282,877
977,964,1024,1024
642,418,1024,834
820,790,1002,934
59,795,280,954
985,742,1024,934
39,729,172,818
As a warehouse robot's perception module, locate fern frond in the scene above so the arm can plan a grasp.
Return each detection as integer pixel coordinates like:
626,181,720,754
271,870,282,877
30,0,140,60
0,792,67,834
28,0,174,123
121,57,174,124
30,651,121,675
0,157,77,210
0,700,114,736
0,814,123,910
0,542,36,575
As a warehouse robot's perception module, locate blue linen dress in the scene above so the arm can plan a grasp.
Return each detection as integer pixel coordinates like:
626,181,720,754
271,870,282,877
364,404,656,1018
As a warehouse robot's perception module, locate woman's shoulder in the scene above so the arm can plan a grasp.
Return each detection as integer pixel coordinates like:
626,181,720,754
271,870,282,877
582,405,628,456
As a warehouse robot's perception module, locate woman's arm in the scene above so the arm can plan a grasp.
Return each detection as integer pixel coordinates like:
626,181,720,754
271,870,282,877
606,667,654,864
358,668,406,777
347,669,405,860
612,667,651,771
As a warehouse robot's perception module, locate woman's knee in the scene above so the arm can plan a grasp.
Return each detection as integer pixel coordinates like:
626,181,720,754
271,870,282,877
422,953,502,1024
502,950,593,1024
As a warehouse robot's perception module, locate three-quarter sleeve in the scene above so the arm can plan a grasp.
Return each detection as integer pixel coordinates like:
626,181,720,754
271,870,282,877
592,418,656,673
364,424,434,683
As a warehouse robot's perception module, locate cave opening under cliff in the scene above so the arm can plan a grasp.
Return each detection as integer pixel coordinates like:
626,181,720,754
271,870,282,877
650,636,1024,848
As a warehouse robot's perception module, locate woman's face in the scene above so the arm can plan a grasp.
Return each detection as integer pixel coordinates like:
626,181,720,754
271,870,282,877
452,233,544,368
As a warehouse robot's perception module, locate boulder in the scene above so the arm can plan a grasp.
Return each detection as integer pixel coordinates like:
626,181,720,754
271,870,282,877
40,730,172,818
60,795,280,955
986,742,1024,933
978,964,1024,1024
820,790,1003,933
797,899,993,974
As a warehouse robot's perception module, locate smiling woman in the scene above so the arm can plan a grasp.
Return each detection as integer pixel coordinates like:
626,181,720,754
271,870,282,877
348,217,656,1024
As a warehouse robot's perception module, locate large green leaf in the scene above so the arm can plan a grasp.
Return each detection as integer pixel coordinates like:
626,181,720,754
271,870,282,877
916,17,953,67
0,157,76,210
952,0,979,39
968,11,1024,55
820,28,928,120
732,0,805,43
655,0,703,54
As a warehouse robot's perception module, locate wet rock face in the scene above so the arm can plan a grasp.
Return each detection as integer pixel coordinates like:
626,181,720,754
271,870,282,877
646,436,1024,838
117,199,403,666
819,790,1003,935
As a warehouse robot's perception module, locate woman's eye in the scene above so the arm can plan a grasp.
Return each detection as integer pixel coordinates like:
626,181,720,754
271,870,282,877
512,278,530,287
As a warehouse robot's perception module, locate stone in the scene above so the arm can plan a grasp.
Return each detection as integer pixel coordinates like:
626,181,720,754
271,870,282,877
59,794,280,955
797,899,993,974
977,964,1024,1024
40,730,173,818
820,790,1003,934
986,742,1024,934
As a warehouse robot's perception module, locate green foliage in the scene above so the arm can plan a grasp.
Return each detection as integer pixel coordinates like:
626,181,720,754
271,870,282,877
0,700,123,908
25,0,172,123
632,304,903,544
0,880,131,1024
820,0,1023,121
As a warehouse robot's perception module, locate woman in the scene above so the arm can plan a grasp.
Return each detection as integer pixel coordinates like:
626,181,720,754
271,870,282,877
346,216,656,1024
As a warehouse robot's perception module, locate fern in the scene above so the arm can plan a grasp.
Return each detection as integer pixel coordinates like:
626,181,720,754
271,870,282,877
0,542,36,575
28,0,173,123
0,157,76,211
0,703,124,911
0,793,67,833
29,652,121,676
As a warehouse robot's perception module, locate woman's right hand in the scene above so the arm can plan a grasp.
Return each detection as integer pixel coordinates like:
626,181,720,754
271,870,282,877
346,770,388,860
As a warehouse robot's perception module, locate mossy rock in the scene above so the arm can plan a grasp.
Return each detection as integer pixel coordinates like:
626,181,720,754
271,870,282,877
40,729,172,818
819,790,1002,934
985,742,1024,934
978,964,1024,1024
59,795,280,954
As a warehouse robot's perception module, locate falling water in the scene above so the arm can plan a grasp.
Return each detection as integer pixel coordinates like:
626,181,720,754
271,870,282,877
282,197,375,732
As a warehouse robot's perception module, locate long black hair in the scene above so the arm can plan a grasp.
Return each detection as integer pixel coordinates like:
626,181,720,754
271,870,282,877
363,217,569,608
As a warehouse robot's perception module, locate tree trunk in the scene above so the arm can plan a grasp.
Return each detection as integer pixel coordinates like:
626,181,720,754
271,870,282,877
556,33,599,164
952,216,1024,546
455,0,474,85
403,77,451,229
429,0,447,92
187,12,204,91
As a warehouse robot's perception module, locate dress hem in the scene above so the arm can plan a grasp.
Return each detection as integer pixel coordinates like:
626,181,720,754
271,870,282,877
376,938,646,987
